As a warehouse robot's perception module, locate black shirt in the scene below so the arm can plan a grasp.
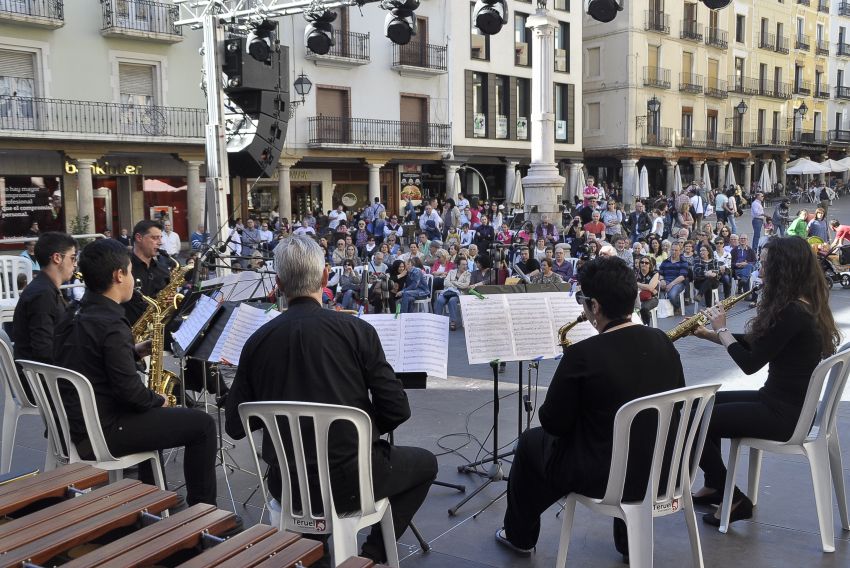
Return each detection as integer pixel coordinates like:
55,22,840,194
54,292,163,444
539,325,685,500
516,258,541,276
224,297,410,495
124,252,171,325
12,272,67,367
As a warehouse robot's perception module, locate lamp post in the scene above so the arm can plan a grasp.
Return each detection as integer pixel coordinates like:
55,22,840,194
734,98,747,146
793,102,808,140
521,1,566,228
289,72,313,117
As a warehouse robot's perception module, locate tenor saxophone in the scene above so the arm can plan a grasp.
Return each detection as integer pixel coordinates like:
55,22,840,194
558,313,588,352
139,293,178,407
131,253,191,344
666,286,758,342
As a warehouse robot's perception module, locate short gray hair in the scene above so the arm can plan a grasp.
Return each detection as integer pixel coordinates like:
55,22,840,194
274,235,325,299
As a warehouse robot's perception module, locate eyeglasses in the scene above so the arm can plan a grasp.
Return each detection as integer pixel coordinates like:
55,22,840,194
639,261,651,265
575,291,593,305
59,252,78,262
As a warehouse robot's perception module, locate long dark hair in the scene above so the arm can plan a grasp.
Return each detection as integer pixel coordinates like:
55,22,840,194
748,237,840,357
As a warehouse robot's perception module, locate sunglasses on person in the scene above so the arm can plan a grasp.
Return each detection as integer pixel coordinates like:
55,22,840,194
639,260,650,265
575,291,593,305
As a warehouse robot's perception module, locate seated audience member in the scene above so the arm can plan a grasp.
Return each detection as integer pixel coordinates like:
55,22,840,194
532,238,549,263
583,211,606,239
434,261,471,331
469,254,494,288
397,258,431,312
401,242,423,263
459,223,475,246
430,249,454,290
225,236,436,564
712,238,733,299
552,245,574,282
331,239,347,266
730,234,757,291
515,247,541,280
693,245,722,307
612,236,633,266
496,257,685,558
636,256,659,325
335,260,361,310
515,223,534,246
531,259,563,285
535,215,560,246
658,242,689,310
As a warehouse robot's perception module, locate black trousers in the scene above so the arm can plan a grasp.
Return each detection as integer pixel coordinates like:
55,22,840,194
698,390,800,493
102,407,218,506
695,278,720,306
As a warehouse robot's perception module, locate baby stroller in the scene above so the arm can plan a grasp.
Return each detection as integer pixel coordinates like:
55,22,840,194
818,245,850,289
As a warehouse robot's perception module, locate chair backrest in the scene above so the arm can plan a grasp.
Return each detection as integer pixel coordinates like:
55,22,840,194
788,345,850,446
424,273,434,295
0,338,36,409
16,360,118,465
0,256,33,300
238,401,378,534
601,384,720,513
567,258,579,273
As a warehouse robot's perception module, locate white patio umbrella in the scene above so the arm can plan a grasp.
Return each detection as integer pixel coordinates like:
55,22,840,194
449,170,461,201
838,156,850,168
673,164,683,195
701,162,712,194
639,165,650,198
512,171,524,207
725,162,737,188
768,160,777,189
576,168,587,201
757,162,771,193
786,158,830,175
820,159,850,173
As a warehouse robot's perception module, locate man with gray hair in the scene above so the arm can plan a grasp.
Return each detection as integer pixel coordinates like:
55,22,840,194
225,235,437,564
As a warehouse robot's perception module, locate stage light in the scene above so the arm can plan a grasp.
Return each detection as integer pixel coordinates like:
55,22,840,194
472,0,508,36
383,0,420,45
700,0,733,9
247,19,276,63
587,0,622,23
304,9,337,56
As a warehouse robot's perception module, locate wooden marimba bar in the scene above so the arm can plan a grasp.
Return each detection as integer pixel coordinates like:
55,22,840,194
0,464,390,568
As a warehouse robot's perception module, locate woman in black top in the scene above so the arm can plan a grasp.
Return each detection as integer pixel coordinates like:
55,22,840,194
693,245,721,307
692,236,840,525
635,255,659,325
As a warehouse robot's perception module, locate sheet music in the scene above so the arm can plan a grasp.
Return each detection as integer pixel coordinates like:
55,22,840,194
459,295,516,365
508,295,557,359
360,313,450,378
545,292,598,346
209,303,280,365
172,294,220,353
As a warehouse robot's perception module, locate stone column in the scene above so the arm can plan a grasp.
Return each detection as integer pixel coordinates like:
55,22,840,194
779,158,787,189
185,160,204,233
819,153,828,184
743,159,754,192
75,158,96,233
277,160,294,222
367,162,384,203
621,158,639,208
522,7,566,228
504,159,520,205
665,160,677,195
691,159,705,183
718,159,729,191
444,162,460,201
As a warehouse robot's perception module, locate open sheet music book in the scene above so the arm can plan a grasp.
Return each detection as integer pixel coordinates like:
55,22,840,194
171,294,220,355
459,292,598,364
360,313,449,379
208,303,280,365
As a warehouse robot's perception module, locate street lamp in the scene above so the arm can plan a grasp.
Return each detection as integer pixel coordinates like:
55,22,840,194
647,96,661,114
795,102,808,117
735,99,748,116
289,72,313,117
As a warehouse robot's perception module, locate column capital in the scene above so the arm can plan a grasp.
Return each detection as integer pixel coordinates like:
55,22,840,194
185,161,203,171
744,159,755,166
364,159,387,168
665,159,678,168
278,156,301,168
621,158,639,166
366,162,384,171
178,153,205,164
64,153,102,164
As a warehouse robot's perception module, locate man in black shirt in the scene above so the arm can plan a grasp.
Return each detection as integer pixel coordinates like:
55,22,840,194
124,219,171,326
12,231,77,398
225,235,437,564
54,239,217,506
515,247,541,280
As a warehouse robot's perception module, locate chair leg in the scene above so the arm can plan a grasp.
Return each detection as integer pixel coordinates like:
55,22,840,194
1,402,17,474
827,431,850,530
719,440,742,534
380,507,400,568
555,497,578,568
682,491,705,568
623,507,653,568
807,442,837,552
748,448,763,507
150,454,166,490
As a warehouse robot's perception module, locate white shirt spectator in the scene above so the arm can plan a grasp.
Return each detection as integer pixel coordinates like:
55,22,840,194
419,209,443,231
294,225,316,236
329,209,347,230
162,229,181,255
689,194,705,215
457,197,470,210
259,228,274,244
226,227,242,256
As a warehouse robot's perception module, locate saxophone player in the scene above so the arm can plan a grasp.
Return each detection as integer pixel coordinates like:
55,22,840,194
54,239,220,508
124,220,172,326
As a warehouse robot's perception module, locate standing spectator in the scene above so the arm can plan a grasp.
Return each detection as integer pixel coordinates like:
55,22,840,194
329,205,347,230
714,187,729,225
403,197,417,224
750,192,766,247
601,201,624,241
475,215,495,251
442,198,460,238
259,222,274,250
19,241,41,272
772,199,790,237
240,219,262,259
582,176,599,206
830,219,850,247
689,188,706,227
658,242,689,310
162,221,181,256
190,224,208,251
676,202,694,233
456,192,470,211
116,228,132,248
807,207,830,242
786,209,809,238
724,188,739,234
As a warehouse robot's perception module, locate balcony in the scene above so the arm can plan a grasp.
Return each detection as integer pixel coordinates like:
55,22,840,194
759,79,793,100
728,75,760,96
841,1,850,16
391,43,447,77
705,27,728,49
0,95,204,142
816,39,830,56
644,10,670,34
838,42,850,57
641,127,673,147
828,129,850,144
776,35,790,54
705,79,729,99
680,20,702,42
798,0,810,5
815,83,831,99
796,34,811,51
751,129,789,147
794,80,813,96
730,131,752,148
306,30,370,67
818,0,830,12
837,85,850,99
679,73,703,94
678,131,730,151
0,0,63,28
100,0,182,43
643,66,671,89
758,32,776,51
790,131,828,148
308,116,450,151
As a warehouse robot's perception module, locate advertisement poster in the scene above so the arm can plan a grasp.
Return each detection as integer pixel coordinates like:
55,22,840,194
0,176,64,241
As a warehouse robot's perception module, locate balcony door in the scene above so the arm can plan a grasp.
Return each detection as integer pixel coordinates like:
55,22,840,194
0,48,35,130
316,87,350,143
400,94,427,146
118,63,161,136
116,0,154,32
400,17,428,67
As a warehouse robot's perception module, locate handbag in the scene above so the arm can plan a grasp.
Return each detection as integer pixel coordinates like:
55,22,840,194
657,298,675,318
639,289,653,302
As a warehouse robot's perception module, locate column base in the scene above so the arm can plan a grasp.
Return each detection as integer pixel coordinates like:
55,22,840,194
521,167,566,229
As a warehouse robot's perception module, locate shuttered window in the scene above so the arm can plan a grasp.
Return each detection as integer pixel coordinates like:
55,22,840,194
0,49,36,118
0,49,35,80
119,63,155,105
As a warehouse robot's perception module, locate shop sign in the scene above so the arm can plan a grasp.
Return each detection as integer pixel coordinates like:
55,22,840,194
556,120,567,140
64,161,142,176
496,115,508,139
290,169,329,182
473,113,486,137
400,172,423,202
517,117,528,139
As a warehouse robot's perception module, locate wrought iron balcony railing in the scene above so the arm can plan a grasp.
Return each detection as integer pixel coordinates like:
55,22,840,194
308,116,451,149
0,0,63,21
815,83,831,98
816,39,830,56
838,43,850,57
679,131,730,150
680,20,702,42
705,79,729,98
643,66,671,89
728,75,760,96
794,80,813,95
644,10,670,34
641,127,673,147
776,35,790,54
730,131,752,148
308,29,370,61
796,34,811,51
392,42,447,71
758,32,776,51
790,131,828,146
759,79,793,100
828,129,850,144
0,95,204,139
798,0,811,6
818,0,830,12
705,27,728,49
101,0,181,38
751,129,789,147
840,1,850,16
679,73,703,94
837,85,850,99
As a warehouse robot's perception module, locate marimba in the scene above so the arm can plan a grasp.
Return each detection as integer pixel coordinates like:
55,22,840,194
0,464,389,568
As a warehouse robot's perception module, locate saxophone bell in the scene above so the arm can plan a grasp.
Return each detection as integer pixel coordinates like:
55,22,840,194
558,313,588,352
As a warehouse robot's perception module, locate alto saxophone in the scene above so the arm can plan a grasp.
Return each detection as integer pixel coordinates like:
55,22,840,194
132,253,191,344
139,292,178,406
666,286,758,342
558,313,588,352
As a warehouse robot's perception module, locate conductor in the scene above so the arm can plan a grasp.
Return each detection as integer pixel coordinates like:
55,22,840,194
224,235,437,564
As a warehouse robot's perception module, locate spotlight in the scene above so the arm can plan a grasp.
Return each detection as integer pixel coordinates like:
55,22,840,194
247,19,277,63
383,0,420,45
700,0,733,9
472,0,508,36
304,9,337,56
587,0,622,23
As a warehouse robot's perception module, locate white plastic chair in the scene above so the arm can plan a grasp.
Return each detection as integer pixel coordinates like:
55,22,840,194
238,401,399,567
412,274,434,313
718,347,850,552
0,256,33,302
1,341,56,473
694,288,720,313
16,360,165,489
557,384,721,568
